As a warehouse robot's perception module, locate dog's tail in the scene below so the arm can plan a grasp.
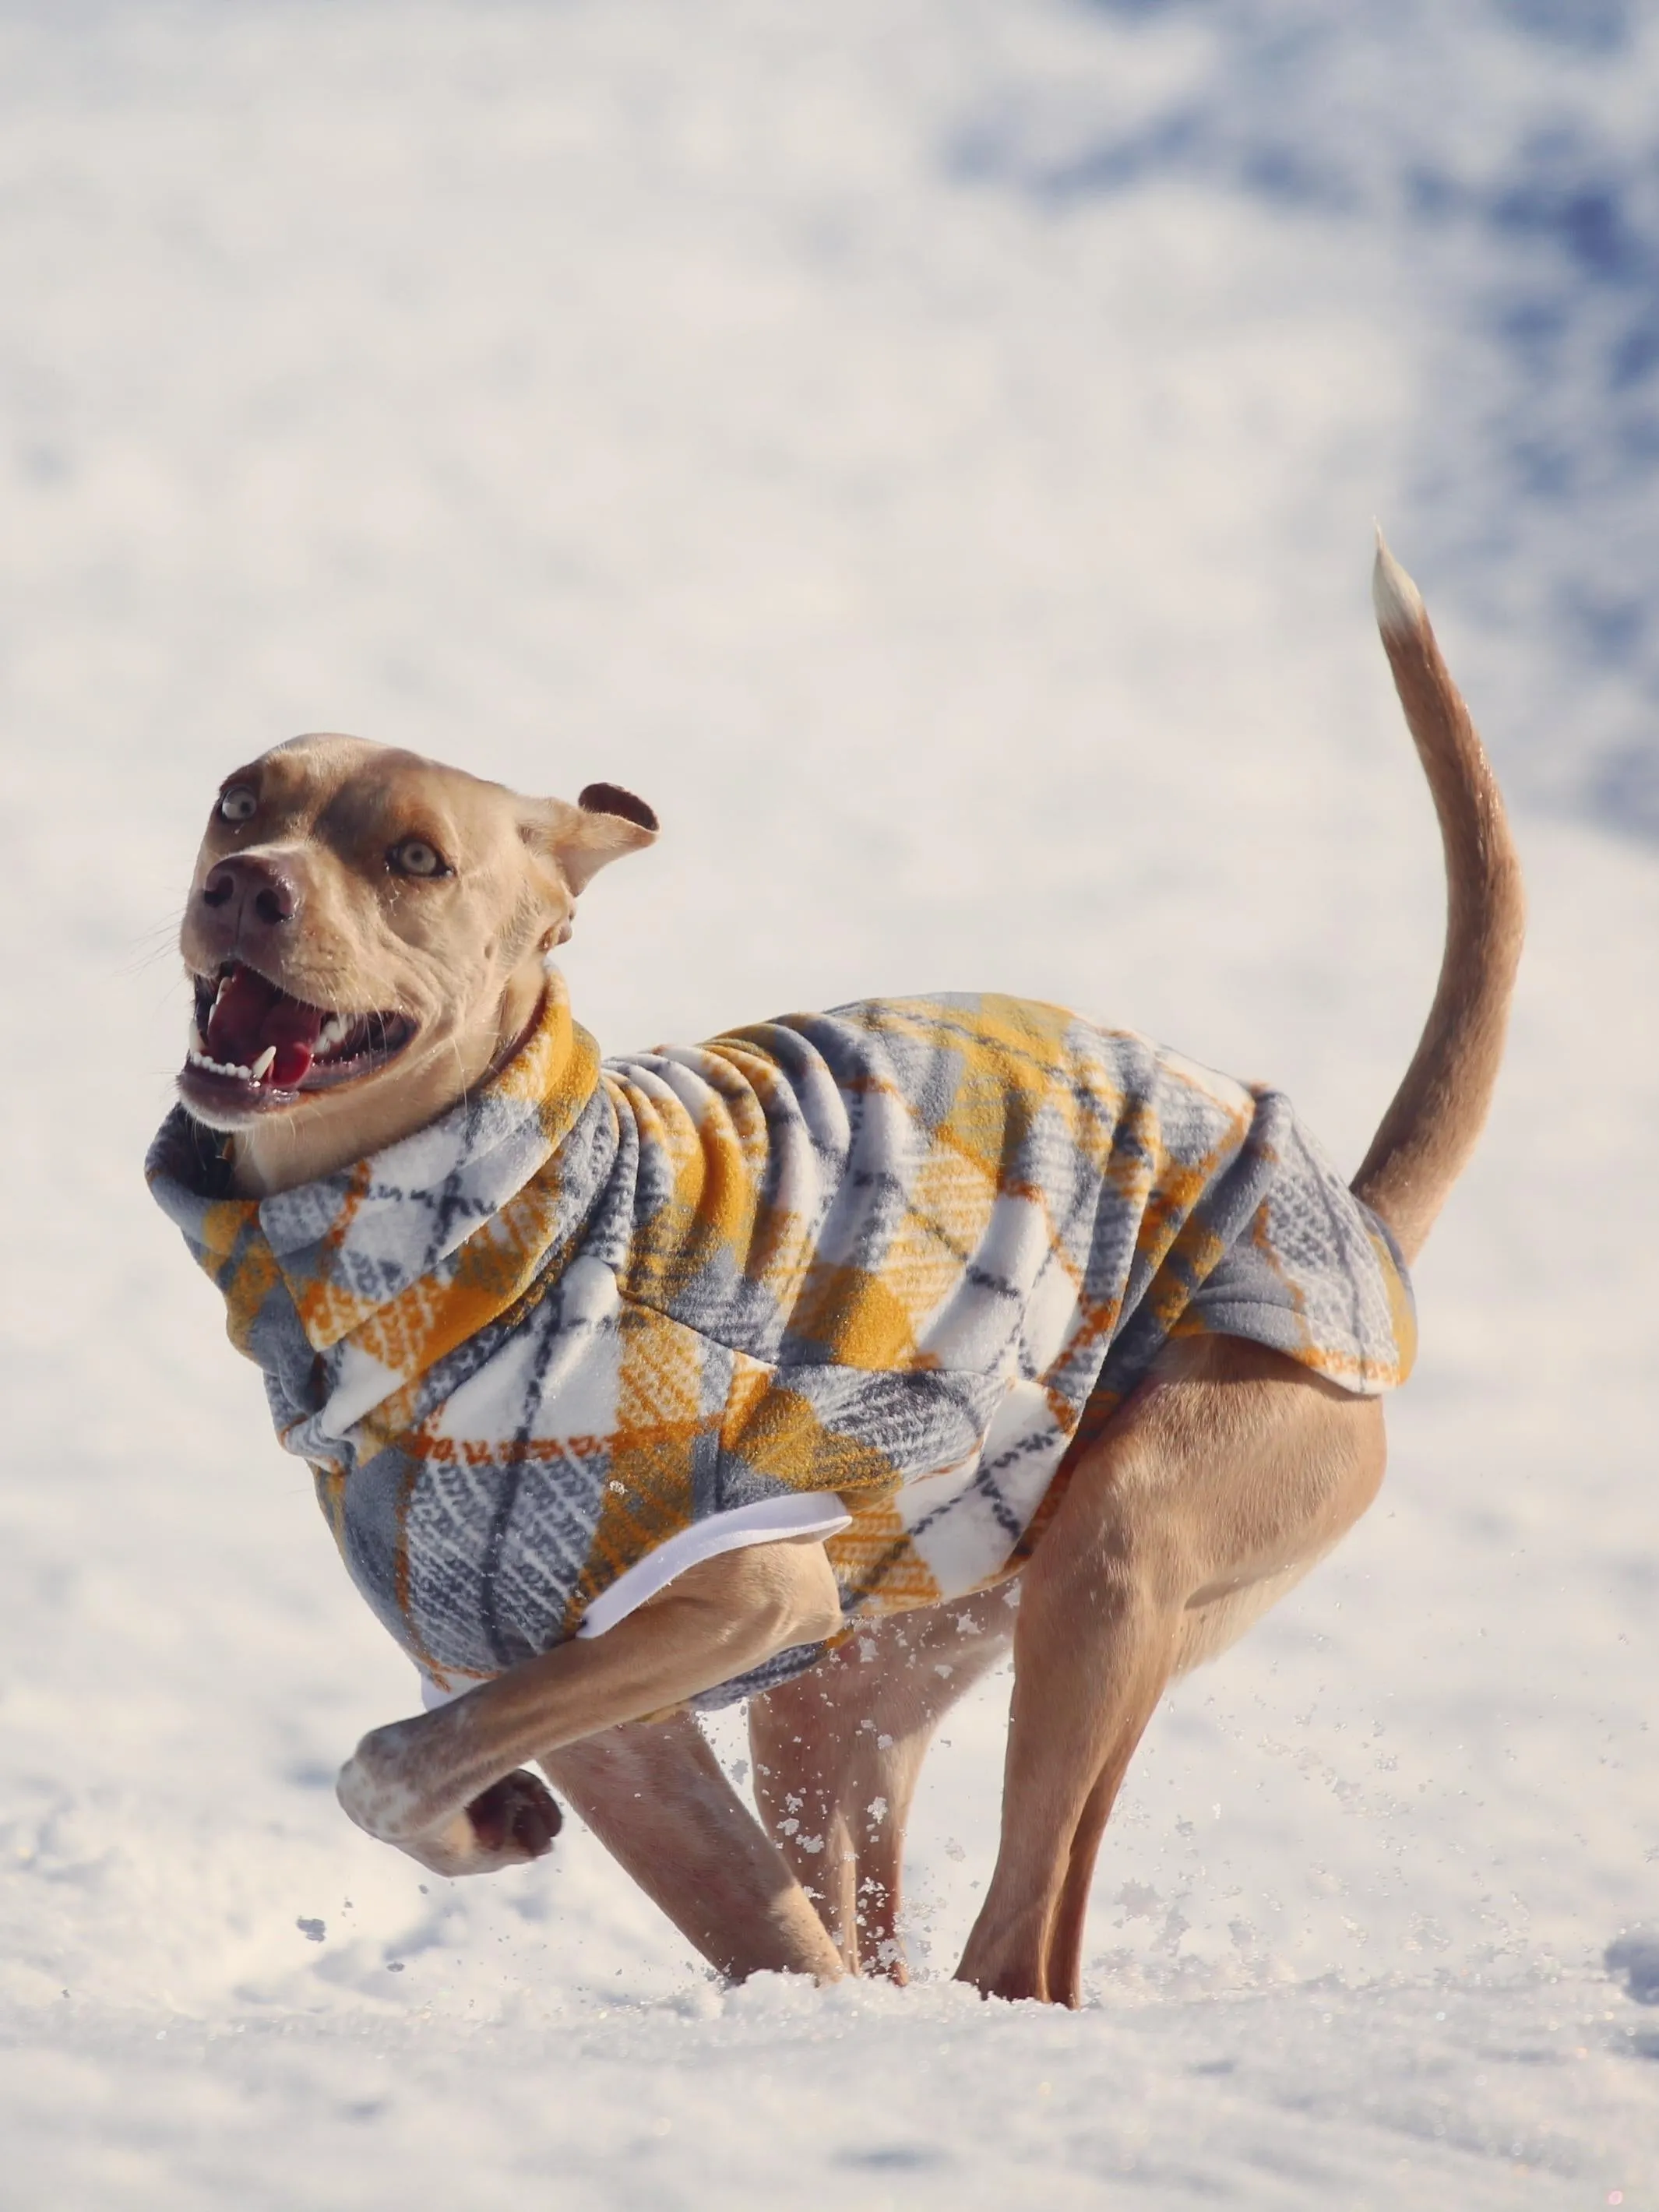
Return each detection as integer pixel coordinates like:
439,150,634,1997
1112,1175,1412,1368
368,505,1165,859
1349,536,1524,1264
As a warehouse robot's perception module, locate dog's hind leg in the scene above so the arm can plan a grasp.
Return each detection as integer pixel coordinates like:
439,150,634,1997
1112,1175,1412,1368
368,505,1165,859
956,1333,1386,2006
1037,1556,1346,2006
748,1590,1015,1978
539,1710,844,1984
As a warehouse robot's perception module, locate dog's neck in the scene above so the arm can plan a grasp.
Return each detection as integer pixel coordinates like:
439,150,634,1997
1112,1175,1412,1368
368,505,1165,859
227,962,550,1199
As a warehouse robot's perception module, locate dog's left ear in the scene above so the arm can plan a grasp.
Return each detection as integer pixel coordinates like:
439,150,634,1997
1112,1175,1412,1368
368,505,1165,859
522,783,660,895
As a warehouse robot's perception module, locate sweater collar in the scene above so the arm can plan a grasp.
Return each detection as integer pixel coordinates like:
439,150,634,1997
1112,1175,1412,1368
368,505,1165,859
148,973,604,1351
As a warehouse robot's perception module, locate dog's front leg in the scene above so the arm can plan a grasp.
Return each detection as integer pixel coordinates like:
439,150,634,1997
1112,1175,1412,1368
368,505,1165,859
335,1537,844,1886
750,1587,1016,1977
543,1712,844,1981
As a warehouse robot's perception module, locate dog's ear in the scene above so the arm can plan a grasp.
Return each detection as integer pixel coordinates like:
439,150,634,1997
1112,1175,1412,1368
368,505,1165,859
521,784,659,895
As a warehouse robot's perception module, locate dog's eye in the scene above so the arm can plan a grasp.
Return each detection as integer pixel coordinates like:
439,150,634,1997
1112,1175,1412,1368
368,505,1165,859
389,837,449,879
218,785,258,824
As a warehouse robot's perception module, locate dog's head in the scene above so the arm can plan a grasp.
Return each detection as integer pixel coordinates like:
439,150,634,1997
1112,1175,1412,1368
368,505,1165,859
177,734,657,1192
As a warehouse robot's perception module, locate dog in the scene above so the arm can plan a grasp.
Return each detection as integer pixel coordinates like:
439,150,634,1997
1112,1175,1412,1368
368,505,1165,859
147,541,1521,2006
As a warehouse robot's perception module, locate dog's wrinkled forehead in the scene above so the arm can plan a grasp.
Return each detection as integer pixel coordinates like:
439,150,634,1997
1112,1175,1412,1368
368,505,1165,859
205,735,657,896
213,734,520,858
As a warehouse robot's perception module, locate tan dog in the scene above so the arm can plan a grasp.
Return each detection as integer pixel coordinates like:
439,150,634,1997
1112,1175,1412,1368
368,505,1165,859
166,544,1520,2005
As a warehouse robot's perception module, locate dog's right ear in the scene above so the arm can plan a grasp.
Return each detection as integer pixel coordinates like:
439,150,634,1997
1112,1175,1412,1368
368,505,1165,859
520,784,660,896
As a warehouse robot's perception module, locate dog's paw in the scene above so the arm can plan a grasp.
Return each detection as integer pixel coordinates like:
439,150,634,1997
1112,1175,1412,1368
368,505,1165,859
382,1772,563,1879
335,1717,560,1875
464,1770,563,1861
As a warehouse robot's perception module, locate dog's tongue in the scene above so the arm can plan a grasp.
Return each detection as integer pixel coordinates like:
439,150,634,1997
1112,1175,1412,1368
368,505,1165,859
204,965,324,1085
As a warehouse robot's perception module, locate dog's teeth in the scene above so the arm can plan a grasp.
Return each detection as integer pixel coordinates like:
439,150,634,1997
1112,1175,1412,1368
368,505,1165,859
250,1046,276,1081
212,974,233,1016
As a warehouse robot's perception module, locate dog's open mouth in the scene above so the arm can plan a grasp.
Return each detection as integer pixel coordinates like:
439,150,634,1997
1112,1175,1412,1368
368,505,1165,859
183,961,417,1100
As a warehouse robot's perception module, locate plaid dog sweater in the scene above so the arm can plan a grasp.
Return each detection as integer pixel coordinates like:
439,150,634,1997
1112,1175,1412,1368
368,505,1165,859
147,978,1415,1705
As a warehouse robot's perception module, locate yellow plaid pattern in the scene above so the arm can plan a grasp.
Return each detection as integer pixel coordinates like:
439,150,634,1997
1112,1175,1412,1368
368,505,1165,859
150,977,1414,1701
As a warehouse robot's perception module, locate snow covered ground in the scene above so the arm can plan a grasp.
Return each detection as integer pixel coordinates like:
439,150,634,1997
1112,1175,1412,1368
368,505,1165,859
0,2,1655,2203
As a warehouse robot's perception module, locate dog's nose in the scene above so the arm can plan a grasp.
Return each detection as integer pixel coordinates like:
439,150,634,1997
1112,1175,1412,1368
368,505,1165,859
202,854,298,928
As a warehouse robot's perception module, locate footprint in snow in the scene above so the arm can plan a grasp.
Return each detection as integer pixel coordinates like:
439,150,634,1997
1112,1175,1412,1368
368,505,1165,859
1604,1930,1659,2005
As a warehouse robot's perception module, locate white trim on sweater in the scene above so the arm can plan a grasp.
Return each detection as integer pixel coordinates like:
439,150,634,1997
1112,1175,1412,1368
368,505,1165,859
418,1491,851,1710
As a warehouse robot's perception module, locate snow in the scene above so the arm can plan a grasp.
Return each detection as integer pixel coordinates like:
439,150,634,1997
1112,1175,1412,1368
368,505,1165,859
0,2,1654,2204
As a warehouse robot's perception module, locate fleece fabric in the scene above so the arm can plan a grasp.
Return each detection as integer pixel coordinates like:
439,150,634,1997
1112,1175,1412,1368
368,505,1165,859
146,977,1415,1703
